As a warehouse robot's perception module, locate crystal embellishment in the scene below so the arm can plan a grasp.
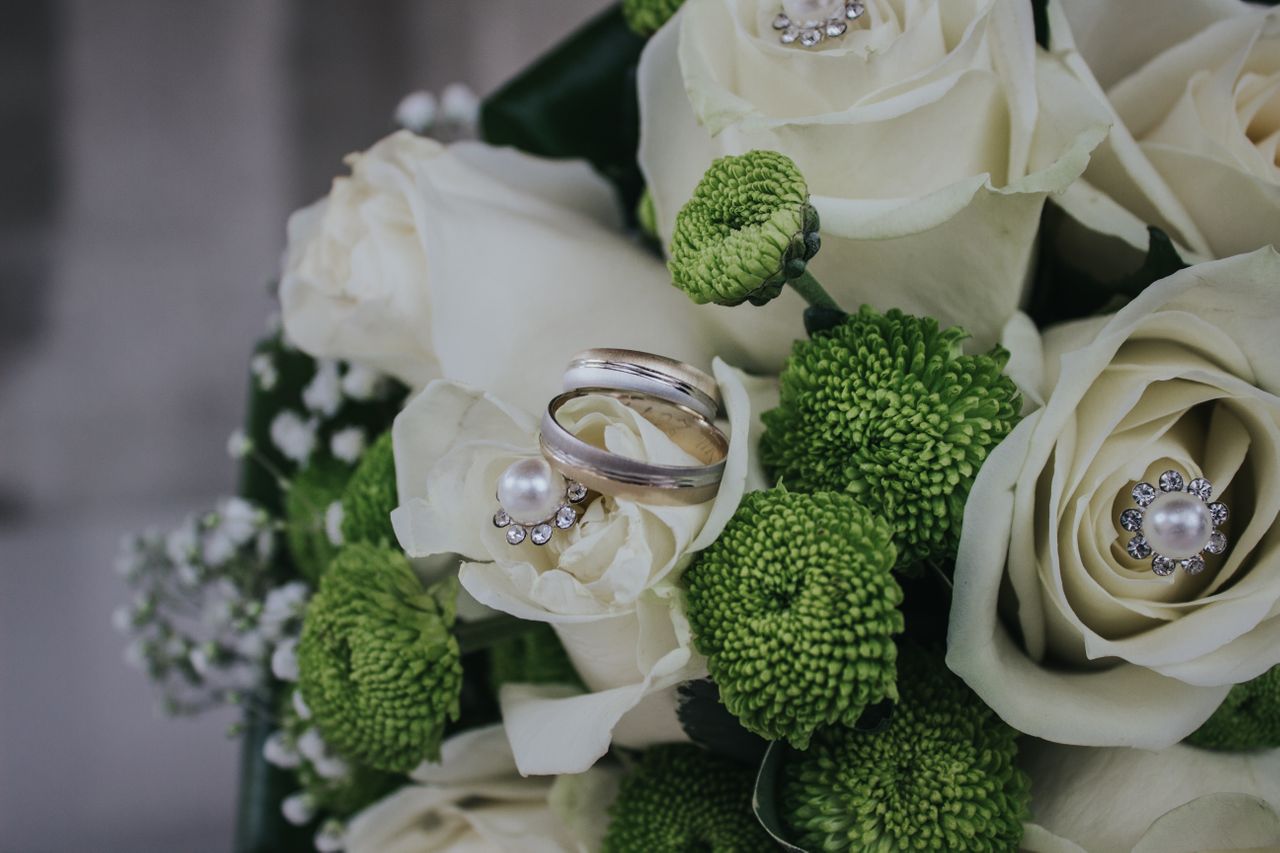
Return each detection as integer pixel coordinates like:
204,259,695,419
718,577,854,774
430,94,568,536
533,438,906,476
774,1,868,47
1132,482,1157,507
1159,469,1185,492
1119,469,1230,577
494,465,587,547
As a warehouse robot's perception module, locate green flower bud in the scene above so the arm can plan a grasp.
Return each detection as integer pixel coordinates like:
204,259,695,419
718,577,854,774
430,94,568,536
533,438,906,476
622,0,686,37
488,622,582,693
297,543,461,772
684,489,903,748
761,306,1022,568
603,744,774,853
782,646,1031,852
1187,665,1280,751
341,430,397,547
668,150,820,307
284,458,351,583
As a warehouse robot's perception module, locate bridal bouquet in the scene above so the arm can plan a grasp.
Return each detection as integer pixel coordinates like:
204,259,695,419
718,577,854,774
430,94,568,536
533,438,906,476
117,1,1280,851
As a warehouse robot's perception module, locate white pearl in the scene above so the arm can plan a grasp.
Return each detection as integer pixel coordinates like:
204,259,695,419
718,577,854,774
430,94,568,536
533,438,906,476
782,0,845,24
496,457,563,526
1144,492,1212,560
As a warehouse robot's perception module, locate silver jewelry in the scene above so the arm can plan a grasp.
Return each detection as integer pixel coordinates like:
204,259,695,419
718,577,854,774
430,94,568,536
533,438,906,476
492,456,588,547
563,348,721,422
539,389,729,506
773,1,865,48
1120,469,1229,576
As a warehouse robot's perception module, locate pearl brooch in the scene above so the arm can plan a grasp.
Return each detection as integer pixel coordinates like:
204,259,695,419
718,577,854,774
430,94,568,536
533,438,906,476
492,457,586,547
1120,470,1229,576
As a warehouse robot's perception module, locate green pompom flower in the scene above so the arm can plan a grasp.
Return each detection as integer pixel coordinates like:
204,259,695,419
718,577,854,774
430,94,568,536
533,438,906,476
297,543,461,772
782,647,1030,852
341,430,397,546
488,622,582,692
284,459,351,582
684,489,903,748
1187,665,1280,751
622,0,685,37
761,306,1022,567
668,150,820,307
602,744,774,853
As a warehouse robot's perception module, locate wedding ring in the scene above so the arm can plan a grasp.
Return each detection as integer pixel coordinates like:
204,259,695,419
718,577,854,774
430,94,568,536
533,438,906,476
563,349,721,422
539,388,729,505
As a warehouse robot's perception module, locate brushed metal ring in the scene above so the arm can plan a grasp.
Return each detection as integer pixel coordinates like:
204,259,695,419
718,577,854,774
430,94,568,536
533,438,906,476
563,348,721,422
539,388,728,506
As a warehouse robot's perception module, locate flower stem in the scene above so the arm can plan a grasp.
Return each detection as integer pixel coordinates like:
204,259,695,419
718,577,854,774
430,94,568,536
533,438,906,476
454,614,538,655
788,269,840,310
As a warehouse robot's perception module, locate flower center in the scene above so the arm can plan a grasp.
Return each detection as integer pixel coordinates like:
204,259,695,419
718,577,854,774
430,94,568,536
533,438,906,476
782,0,846,24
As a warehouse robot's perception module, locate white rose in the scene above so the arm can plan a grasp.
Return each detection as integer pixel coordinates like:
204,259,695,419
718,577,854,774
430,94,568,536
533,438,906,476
1020,742,1280,853
637,0,1109,370
948,249,1280,748
344,725,619,853
280,131,717,413
1051,0,1279,260
390,360,776,774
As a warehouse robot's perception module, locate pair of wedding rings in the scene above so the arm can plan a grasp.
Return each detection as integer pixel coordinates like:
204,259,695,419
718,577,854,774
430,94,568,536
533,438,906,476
492,349,729,547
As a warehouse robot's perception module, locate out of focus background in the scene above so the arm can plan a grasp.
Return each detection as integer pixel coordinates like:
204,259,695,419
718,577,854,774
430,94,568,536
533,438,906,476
0,2,609,850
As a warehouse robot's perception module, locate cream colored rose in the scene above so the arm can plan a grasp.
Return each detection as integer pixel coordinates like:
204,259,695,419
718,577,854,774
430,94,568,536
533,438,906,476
1051,0,1280,260
1020,741,1280,853
389,361,777,775
948,249,1280,749
280,131,716,413
344,725,619,853
637,0,1109,370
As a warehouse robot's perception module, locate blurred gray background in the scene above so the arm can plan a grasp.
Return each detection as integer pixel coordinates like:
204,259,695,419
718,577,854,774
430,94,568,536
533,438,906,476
0,2,610,850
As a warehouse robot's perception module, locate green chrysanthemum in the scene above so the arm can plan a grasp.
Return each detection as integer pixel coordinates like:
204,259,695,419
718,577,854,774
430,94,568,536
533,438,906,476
341,430,397,546
1187,665,1280,751
684,489,903,748
602,744,774,853
668,150,820,307
284,458,351,582
488,622,582,693
761,306,1022,568
622,0,686,36
297,543,461,772
782,647,1030,852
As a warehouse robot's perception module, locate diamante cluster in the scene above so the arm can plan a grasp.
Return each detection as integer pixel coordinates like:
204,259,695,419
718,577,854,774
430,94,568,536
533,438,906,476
1120,469,1228,576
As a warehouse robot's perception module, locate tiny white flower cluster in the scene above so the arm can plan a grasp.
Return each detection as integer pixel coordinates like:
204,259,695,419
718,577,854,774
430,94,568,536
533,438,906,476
394,83,480,137
265,686,353,851
114,500,310,716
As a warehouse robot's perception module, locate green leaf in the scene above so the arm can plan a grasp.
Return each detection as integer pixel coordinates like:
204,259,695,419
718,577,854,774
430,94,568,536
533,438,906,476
1028,205,1188,326
676,679,770,767
1032,0,1049,49
752,741,809,852
480,6,647,214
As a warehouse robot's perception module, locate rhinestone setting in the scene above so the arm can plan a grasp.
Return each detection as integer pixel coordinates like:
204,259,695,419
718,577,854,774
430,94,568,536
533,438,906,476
1120,469,1229,577
773,1,866,48
493,462,588,547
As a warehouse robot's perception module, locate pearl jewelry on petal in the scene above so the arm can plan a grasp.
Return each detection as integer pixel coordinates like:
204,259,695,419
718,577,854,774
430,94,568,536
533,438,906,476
496,457,563,526
774,1,867,46
1119,469,1230,576
491,457,588,547
1143,492,1212,560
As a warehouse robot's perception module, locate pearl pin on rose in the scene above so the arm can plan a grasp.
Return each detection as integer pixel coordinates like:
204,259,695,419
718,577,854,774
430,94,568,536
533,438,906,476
1120,469,1229,576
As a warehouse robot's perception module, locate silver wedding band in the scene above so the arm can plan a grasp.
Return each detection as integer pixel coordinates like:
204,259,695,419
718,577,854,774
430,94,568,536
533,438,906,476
540,387,728,506
563,348,721,422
